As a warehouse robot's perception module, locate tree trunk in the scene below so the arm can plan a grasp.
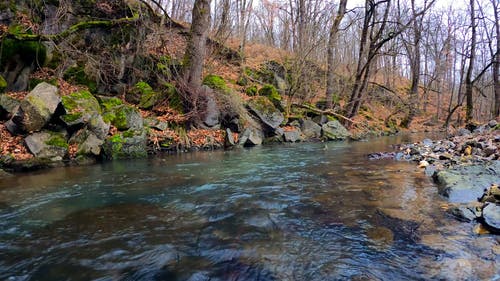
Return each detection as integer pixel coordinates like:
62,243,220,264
182,0,211,90
492,0,500,118
326,0,348,109
465,0,476,123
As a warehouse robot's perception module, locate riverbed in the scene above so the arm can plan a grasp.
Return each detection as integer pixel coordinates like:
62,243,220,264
0,134,498,280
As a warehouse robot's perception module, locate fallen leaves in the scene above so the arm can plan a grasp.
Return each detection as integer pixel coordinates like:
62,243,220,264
0,123,33,161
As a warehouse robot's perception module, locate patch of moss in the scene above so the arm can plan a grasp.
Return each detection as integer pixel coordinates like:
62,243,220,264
203,74,229,93
122,129,135,138
102,112,116,124
99,97,123,111
135,81,164,109
113,107,128,130
60,112,83,123
63,65,97,93
45,133,69,149
0,38,47,69
245,85,258,96
0,75,6,93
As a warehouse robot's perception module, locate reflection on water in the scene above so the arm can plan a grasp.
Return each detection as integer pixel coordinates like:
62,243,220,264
0,133,498,280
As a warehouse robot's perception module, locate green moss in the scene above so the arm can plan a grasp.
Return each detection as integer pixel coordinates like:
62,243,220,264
203,74,229,93
60,112,83,123
164,83,183,113
0,75,6,93
135,81,164,109
113,107,128,130
102,112,116,124
122,129,135,138
259,84,281,101
63,65,97,93
45,133,69,149
0,38,47,69
245,85,258,96
109,133,125,143
99,97,123,111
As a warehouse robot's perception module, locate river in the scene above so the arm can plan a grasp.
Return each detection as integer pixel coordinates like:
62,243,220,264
0,134,498,280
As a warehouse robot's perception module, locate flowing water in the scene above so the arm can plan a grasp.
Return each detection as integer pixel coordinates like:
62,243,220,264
0,134,499,281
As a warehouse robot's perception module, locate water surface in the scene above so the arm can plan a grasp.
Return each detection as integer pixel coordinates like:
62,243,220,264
1,134,498,280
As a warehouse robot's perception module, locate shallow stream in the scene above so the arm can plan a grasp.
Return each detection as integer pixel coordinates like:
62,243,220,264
1,134,498,280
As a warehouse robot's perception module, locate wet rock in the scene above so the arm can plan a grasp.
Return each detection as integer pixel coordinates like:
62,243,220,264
367,152,395,160
25,130,68,160
283,128,302,142
321,120,350,140
60,90,101,127
433,161,500,203
447,204,478,222
88,115,110,140
481,203,500,233
300,119,321,139
247,96,284,130
10,82,61,133
436,258,473,281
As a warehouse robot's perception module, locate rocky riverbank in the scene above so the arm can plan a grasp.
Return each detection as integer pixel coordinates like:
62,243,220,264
0,81,353,174
369,121,500,234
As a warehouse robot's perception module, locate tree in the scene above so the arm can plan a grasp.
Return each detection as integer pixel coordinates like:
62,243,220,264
325,0,348,109
492,0,500,118
465,0,476,123
182,0,211,90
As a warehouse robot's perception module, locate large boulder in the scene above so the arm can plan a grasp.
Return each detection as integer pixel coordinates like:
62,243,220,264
24,130,68,160
100,97,143,131
433,161,500,203
10,82,60,133
60,90,101,127
103,129,148,159
284,128,302,142
201,86,220,127
321,120,350,140
300,119,322,139
88,114,110,140
247,96,284,130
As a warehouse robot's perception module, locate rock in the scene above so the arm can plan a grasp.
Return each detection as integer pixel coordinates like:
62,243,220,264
483,145,497,157
438,153,453,160
418,160,429,168
247,96,284,130
457,128,471,136
88,115,110,140
11,82,60,133
312,115,329,125
12,67,31,92
238,126,263,146
283,128,302,142
103,129,148,159
144,117,169,131
488,120,498,128
69,129,104,157
103,104,143,131
0,168,12,178
321,120,350,140
225,128,236,146
447,204,478,222
201,86,220,127
300,119,322,139
433,161,500,203
436,258,473,281
0,94,19,119
482,203,500,233
422,138,433,147
60,90,101,127
25,131,68,160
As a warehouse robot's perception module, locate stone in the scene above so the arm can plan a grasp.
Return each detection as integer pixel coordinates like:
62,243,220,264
225,128,236,146
69,129,104,157
283,128,301,142
422,138,433,147
12,67,31,92
300,119,322,139
239,126,263,146
488,120,498,128
0,94,20,119
433,161,500,203
103,129,148,159
321,120,350,140
483,146,497,157
457,128,471,136
202,87,220,127
144,117,169,131
108,105,143,131
25,130,68,160
88,115,110,140
482,203,500,232
312,115,329,125
11,82,60,133
447,204,477,222
60,90,101,127
0,168,12,178
247,96,284,130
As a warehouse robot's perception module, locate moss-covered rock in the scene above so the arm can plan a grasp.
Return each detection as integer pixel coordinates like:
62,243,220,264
0,38,47,69
69,128,104,157
135,81,169,109
0,75,7,93
98,96,143,131
102,129,148,159
321,120,351,141
247,96,284,130
259,84,281,104
60,90,101,126
203,74,229,93
245,85,258,96
24,130,68,160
